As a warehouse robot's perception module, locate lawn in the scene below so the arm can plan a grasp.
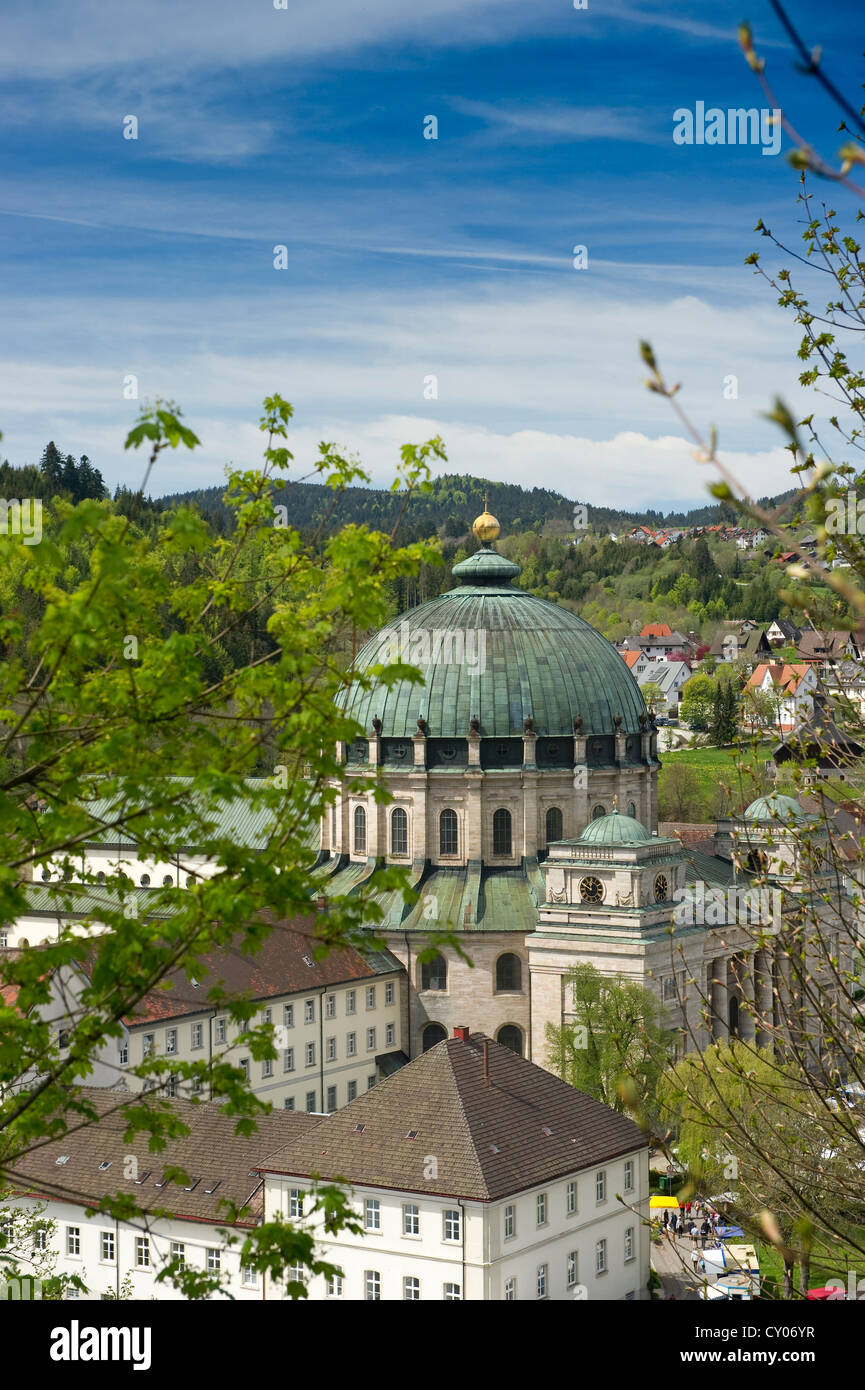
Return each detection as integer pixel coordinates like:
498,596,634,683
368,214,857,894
659,742,776,820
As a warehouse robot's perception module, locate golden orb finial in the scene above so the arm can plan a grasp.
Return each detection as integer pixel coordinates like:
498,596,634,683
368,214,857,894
472,491,500,543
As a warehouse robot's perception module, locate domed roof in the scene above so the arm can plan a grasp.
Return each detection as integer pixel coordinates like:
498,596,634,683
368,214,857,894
743,793,805,823
339,541,648,739
577,810,652,846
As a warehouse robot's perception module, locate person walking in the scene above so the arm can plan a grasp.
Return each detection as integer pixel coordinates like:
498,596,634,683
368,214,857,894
670,1211,679,1236
691,1247,700,1276
701,1219,710,1249
663,1209,669,1230
690,1222,699,1247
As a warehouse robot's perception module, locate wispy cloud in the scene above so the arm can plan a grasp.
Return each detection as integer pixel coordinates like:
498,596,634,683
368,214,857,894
450,98,665,145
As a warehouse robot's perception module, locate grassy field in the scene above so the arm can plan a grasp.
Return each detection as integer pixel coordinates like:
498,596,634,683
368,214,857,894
658,743,776,820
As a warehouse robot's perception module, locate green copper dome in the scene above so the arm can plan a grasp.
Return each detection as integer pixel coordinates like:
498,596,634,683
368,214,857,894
339,544,648,739
743,793,805,823
577,810,652,846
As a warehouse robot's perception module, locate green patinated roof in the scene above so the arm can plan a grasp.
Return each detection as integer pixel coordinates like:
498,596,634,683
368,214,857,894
316,857,541,934
743,793,805,824
338,545,647,739
576,810,652,846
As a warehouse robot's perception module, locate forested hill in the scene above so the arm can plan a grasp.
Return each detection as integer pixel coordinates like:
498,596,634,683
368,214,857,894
158,473,798,539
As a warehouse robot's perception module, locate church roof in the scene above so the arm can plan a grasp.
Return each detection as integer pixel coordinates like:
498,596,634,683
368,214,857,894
742,793,806,824
338,542,648,739
577,810,653,846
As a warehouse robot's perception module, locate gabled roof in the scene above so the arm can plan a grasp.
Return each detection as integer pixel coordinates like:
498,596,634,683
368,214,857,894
748,662,813,695
256,1033,645,1201
5,1089,320,1227
620,650,645,669
640,623,672,638
797,630,856,661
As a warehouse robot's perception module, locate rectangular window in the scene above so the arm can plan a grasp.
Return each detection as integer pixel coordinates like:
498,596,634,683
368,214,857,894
326,1036,336,1062
364,1199,381,1231
207,1248,220,1274
443,1209,460,1243
283,1004,294,1028
566,1181,576,1215
346,990,356,1015
66,1227,80,1256
537,1264,548,1299
326,1085,337,1112
504,1205,515,1240
263,1007,272,1025
283,1047,294,1072
347,1080,357,1101
262,1058,273,1078
346,1032,356,1056
136,1236,150,1268
624,1159,634,1192
443,1283,461,1301
367,1074,376,1090
284,1096,295,1111
325,994,336,1019
100,1231,115,1262
504,1277,516,1300
567,1251,578,1288
165,1074,178,1097
305,1042,316,1066
537,1192,547,1227
214,1017,226,1044
305,1091,316,1112
366,1027,376,1051
288,1189,304,1218
403,1203,420,1236
596,1239,607,1274
171,1242,185,1267
142,1033,154,1058
366,986,376,1010
385,981,395,1006
191,1022,203,1050
240,1058,250,1081
326,1274,343,1297
241,1264,258,1287
304,999,315,1024
165,1028,177,1054
118,1043,128,1066
596,1170,606,1203
192,1076,203,1095
625,1226,634,1262
386,1023,395,1047
403,1276,420,1301
365,1270,381,1301
33,1228,47,1252
662,975,677,1001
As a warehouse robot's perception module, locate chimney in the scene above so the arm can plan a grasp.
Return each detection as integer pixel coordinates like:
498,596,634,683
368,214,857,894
453,1025,470,1043
483,1039,489,1085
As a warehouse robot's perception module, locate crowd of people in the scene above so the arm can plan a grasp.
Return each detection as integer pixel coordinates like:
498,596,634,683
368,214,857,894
658,1200,732,1277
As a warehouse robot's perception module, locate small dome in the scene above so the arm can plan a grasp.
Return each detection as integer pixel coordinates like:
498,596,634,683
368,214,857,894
743,793,805,824
578,810,652,846
472,503,500,543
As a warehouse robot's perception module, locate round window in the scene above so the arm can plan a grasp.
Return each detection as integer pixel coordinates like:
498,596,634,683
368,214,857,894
579,875,604,904
655,873,668,902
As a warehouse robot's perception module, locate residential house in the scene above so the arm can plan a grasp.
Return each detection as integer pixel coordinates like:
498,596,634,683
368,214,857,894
746,662,818,732
258,1030,650,1301
766,618,802,648
636,660,691,716
709,625,772,669
797,630,860,666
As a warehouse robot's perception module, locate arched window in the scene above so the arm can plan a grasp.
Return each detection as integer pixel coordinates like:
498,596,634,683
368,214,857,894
592,804,606,820
353,805,367,855
545,806,563,845
627,801,636,819
162,874,174,886
421,953,447,991
497,1025,523,1056
391,807,408,856
496,953,522,992
493,808,512,855
439,809,458,856
140,874,150,887
422,1023,447,1052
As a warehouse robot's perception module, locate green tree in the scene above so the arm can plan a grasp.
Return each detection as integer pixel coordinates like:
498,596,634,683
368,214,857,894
679,672,716,730
0,395,453,1298
546,963,675,1129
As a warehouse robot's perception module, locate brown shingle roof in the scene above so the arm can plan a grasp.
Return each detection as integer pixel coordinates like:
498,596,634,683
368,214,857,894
69,916,401,1027
257,1033,646,1201
4,1089,320,1227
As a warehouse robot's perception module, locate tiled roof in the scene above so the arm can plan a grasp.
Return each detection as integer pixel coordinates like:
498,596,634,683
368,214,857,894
641,623,672,638
257,1033,646,1201
749,662,812,694
69,915,402,1027
4,1089,319,1227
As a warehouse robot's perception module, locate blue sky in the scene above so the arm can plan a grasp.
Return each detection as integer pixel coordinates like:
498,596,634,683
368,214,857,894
0,0,861,509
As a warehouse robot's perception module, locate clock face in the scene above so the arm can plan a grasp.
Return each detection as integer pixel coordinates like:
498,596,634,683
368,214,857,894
655,873,669,902
580,875,604,904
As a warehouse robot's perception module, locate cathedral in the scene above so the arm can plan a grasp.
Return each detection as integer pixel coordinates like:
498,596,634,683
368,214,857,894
321,506,846,1069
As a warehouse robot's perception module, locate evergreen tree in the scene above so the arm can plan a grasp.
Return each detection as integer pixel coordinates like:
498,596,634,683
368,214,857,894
39,442,64,495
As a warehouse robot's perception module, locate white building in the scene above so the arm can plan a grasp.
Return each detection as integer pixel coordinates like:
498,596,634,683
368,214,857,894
258,1029,651,1301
